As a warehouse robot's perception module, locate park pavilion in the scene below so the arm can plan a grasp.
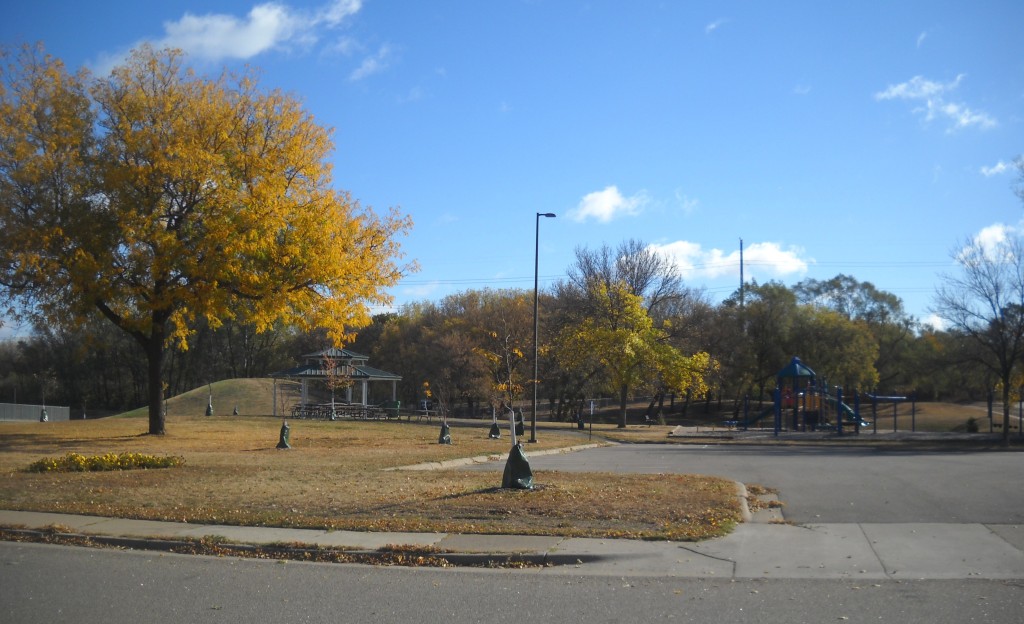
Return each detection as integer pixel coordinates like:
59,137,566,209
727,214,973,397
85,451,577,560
270,348,402,419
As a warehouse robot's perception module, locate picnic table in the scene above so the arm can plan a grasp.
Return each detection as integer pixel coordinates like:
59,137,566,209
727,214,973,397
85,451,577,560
290,403,389,420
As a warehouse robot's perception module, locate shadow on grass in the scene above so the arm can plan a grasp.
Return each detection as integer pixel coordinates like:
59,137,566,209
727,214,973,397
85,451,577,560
0,433,150,452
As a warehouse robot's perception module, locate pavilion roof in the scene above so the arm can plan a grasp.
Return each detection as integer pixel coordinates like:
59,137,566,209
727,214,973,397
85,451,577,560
270,363,402,382
271,348,401,382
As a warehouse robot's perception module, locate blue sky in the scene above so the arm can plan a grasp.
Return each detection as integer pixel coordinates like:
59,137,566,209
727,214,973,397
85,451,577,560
2,0,1022,338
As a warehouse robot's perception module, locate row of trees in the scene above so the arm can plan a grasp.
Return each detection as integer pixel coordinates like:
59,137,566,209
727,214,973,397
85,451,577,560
2,235,1017,431
350,241,716,428
351,249,936,424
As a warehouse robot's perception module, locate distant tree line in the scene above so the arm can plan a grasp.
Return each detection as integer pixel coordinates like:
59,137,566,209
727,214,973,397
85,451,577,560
351,252,991,421
0,237,1012,423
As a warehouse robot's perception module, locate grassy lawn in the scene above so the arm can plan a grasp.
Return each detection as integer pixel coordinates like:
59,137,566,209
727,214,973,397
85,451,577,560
0,414,740,541
3,390,1008,545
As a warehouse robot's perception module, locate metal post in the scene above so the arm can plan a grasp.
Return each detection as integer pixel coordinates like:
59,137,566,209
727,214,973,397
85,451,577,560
773,387,781,436
837,387,843,436
801,383,807,432
988,390,994,433
854,390,861,434
531,212,555,443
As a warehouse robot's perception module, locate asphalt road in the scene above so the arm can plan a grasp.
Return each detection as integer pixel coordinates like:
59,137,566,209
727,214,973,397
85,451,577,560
4,541,1023,624
472,443,1024,524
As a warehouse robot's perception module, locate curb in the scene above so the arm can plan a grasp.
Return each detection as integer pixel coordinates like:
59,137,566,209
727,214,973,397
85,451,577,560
0,527,608,568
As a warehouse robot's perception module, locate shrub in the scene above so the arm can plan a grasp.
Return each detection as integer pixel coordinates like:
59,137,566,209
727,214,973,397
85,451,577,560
26,452,185,473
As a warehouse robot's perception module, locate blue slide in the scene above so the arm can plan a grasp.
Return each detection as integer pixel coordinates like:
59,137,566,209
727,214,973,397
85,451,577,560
826,396,871,428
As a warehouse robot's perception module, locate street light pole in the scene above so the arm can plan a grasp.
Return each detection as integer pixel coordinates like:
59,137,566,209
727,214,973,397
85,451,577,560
531,212,556,443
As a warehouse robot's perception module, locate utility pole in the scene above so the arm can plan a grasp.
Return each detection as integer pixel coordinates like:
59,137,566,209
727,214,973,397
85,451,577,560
739,237,745,309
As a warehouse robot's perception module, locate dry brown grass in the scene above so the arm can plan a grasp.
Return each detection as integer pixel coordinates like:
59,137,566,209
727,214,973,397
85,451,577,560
0,415,740,541
875,401,1019,433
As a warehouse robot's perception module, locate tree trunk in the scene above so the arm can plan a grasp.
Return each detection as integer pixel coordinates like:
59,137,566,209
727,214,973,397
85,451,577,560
618,383,628,428
145,326,167,435
95,301,168,435
1002,383,1011,444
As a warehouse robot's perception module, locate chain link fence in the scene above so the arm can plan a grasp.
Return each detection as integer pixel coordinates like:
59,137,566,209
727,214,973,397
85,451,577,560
0,403,70,422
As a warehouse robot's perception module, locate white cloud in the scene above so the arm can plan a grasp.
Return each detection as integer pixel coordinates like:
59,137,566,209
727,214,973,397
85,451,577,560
674,190,699,215
974,223,1012,258
956,222,1024,266
875,74,996,131
705,19,728,35
349,44,393,81
793,84,812,96
932,100,997,130
89,0,363,70
916,31,927,48
159,4,301,60
327,36,361,56
921,313,946,331
317,0,362,27
875,75,962,101
569,186,649,223
647,240,809,280
981,160,1011,177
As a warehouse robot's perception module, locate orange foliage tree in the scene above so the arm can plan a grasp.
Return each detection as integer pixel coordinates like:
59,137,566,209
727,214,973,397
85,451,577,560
0,44,412,434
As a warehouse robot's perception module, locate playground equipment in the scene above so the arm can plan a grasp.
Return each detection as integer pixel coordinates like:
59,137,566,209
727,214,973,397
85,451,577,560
744,357,875,435
865,393,916,433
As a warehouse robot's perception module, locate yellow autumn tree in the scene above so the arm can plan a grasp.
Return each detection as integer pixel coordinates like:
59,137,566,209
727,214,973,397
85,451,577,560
556,280,714,428
0,44,412,434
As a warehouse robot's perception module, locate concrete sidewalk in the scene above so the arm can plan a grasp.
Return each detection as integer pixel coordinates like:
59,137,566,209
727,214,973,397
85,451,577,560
2,509,1023,579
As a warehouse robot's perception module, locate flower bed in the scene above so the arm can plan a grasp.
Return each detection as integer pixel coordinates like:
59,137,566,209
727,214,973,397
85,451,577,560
26,452,185,473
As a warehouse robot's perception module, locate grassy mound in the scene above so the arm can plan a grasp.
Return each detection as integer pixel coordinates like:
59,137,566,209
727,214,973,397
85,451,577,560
114,378,301,419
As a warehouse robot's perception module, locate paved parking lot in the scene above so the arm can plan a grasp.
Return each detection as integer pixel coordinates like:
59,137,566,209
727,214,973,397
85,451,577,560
472,443,1024,524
